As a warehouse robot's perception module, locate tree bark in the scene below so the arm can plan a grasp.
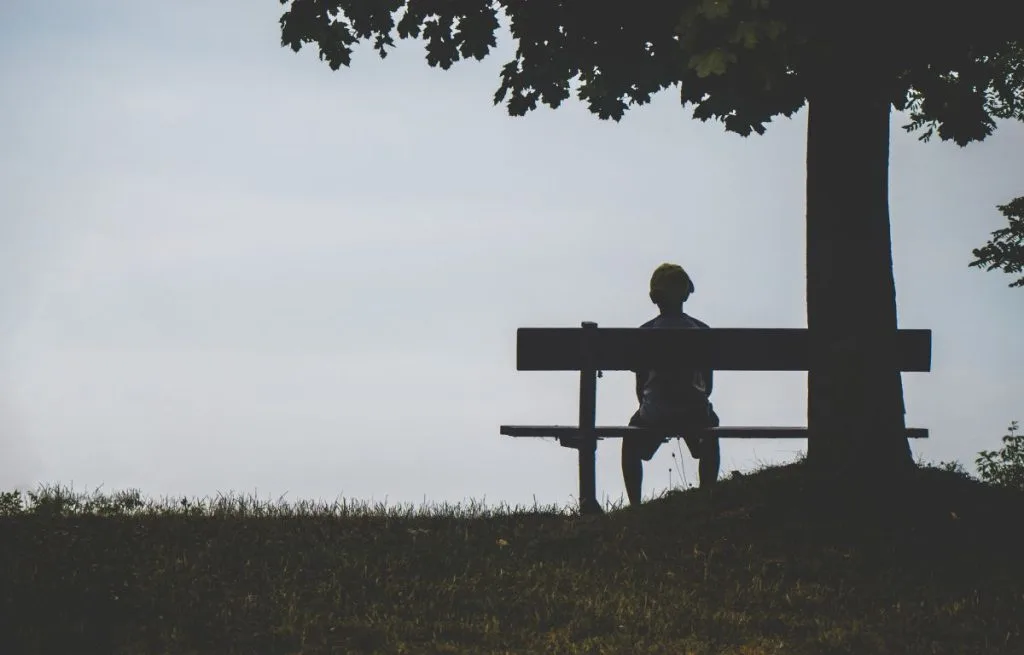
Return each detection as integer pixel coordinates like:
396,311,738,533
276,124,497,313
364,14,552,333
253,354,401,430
804,67,914,480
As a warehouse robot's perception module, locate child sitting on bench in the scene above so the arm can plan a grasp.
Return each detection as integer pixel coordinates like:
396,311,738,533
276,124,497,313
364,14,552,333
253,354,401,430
623,263,721,506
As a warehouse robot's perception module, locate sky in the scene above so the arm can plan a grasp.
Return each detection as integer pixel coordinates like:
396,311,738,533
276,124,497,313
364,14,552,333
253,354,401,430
1,1,1021,508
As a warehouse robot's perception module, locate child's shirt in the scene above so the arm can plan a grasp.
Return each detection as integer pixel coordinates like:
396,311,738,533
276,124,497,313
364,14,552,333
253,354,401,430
634,312,714,424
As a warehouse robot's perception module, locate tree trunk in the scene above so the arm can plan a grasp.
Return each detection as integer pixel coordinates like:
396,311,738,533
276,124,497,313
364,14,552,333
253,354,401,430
805,68,914,480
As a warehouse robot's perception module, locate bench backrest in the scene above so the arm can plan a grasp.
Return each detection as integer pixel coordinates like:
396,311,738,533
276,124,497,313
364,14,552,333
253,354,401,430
516,327,932,372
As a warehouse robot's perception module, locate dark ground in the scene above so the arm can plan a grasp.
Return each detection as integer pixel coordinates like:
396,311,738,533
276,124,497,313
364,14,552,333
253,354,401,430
1,462,1021,654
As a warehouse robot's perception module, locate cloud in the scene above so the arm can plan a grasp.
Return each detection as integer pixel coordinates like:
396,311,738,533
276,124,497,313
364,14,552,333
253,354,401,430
0,380,39,491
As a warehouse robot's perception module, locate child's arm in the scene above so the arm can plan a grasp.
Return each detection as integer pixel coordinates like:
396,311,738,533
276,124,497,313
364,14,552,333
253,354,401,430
634,370,647,404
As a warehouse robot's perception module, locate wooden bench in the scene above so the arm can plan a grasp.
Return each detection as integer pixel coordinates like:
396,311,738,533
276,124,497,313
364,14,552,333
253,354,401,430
500,321,932,513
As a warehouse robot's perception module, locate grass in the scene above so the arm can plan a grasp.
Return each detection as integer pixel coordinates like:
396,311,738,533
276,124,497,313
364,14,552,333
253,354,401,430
1,461,1022,654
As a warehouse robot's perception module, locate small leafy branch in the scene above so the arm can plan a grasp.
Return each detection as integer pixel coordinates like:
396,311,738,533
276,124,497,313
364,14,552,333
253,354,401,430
971,197,1024,288
975,421,1024,491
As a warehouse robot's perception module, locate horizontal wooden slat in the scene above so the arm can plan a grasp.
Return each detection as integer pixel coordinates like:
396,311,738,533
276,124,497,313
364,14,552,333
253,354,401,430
500,425,929,439
516,327,932,372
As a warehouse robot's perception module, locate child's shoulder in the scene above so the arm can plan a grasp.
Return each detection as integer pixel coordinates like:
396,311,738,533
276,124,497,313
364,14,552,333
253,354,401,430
639,315,661,328
642,313,710,329
684,313,711,329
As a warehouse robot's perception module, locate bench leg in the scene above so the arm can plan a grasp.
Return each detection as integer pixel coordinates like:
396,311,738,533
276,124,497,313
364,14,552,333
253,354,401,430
578,439,600,515
577,322,602,515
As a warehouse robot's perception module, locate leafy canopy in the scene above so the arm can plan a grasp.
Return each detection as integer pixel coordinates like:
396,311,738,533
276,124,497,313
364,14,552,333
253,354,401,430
971,197,1024,288
279,0,1024,143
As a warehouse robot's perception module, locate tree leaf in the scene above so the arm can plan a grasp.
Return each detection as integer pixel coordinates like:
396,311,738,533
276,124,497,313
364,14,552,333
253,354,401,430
688,48,737,77
700,0,733,20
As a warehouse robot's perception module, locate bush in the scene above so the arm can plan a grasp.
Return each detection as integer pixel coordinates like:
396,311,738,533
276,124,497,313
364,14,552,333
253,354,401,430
936,459,973,479
976,421,1024,491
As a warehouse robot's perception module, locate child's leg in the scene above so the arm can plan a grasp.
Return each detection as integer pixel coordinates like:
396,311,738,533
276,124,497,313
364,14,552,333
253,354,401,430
683,435,721,488
623,411,664,506
698,437,720,488
621,440,644,506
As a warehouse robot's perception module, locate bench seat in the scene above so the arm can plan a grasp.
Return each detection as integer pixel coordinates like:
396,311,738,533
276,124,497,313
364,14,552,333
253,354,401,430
500,425,929,440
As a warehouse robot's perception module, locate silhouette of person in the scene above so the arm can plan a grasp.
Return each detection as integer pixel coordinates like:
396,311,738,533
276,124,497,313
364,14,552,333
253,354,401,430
623,263,721,506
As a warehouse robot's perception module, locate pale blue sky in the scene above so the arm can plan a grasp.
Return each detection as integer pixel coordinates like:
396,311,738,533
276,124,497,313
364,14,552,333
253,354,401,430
1,1,1021,506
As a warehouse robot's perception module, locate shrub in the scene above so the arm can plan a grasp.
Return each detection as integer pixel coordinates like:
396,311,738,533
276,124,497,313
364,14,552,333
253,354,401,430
976,421,1024,491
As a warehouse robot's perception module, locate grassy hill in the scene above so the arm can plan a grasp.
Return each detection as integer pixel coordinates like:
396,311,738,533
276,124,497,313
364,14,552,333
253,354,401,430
1,462,1022,654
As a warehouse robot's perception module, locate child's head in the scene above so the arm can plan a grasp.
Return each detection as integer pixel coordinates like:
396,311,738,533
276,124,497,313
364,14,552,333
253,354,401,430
649,263,694,309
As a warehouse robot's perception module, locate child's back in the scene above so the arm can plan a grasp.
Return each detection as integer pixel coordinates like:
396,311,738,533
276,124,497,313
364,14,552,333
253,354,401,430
635,311,713,424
